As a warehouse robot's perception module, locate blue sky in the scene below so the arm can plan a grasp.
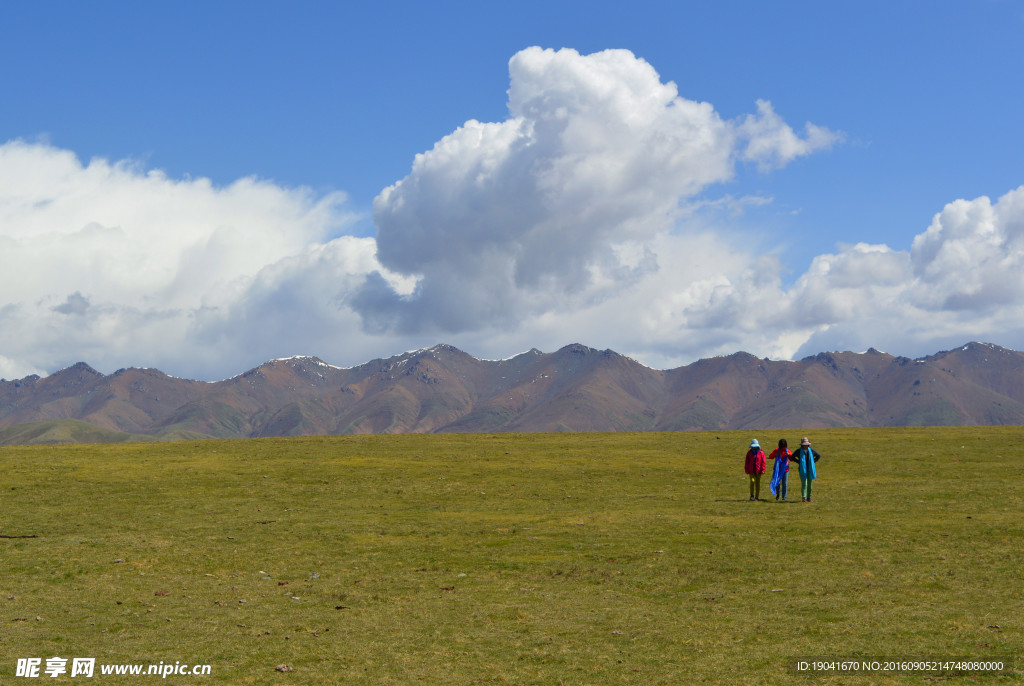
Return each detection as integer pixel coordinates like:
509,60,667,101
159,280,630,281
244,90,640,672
2,1,1024,379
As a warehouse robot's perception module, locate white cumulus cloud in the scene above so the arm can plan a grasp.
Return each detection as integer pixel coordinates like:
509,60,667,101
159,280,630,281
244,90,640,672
910,188,1024,311
0,139,384,379
738,99,843,171
768,187,1024,359
361,47,840,335
484,184,1024,369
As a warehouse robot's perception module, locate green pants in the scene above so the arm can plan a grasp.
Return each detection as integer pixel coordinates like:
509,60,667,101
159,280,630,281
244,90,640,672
749,473,762,499
801,476,813,499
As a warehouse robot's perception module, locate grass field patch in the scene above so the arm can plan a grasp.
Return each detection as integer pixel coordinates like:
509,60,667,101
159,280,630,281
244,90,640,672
1,429,1021,684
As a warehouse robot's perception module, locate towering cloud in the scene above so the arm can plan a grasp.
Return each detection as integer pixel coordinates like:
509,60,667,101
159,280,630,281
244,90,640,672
362,47,840,334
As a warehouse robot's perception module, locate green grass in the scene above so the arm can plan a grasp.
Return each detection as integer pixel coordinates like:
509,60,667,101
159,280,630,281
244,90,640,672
1,428,1021,684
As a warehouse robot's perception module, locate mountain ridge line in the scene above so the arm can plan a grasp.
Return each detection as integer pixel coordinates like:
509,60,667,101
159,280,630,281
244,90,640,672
1,341,1021,443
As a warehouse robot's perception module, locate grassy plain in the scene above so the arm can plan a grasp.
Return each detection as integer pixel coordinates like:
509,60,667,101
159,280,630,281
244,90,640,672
0,428,1021,684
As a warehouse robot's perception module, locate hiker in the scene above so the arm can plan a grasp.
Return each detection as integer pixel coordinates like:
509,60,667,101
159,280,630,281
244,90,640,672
744,439,767,501
768,438,792,501
791,437,822,502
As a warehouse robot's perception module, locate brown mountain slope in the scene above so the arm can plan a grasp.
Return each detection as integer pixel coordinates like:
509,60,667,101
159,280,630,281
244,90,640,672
2,341,1024,443
920,342,1024,404
455,345,666,433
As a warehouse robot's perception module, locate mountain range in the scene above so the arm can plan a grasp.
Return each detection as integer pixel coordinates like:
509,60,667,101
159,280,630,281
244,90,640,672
2,341,1024,444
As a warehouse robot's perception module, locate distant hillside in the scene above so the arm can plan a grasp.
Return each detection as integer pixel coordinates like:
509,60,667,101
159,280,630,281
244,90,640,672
2,342,1023,443
0,419,156,445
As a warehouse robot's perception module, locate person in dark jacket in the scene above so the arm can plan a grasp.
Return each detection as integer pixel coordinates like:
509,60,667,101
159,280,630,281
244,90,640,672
791,436,822,502
744,439,767,501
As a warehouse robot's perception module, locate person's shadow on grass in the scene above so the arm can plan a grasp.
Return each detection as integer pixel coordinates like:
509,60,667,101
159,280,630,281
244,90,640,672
713,499,793,503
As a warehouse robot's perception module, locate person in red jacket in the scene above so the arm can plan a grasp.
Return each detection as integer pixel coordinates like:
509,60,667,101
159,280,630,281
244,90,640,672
744,439,767,501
